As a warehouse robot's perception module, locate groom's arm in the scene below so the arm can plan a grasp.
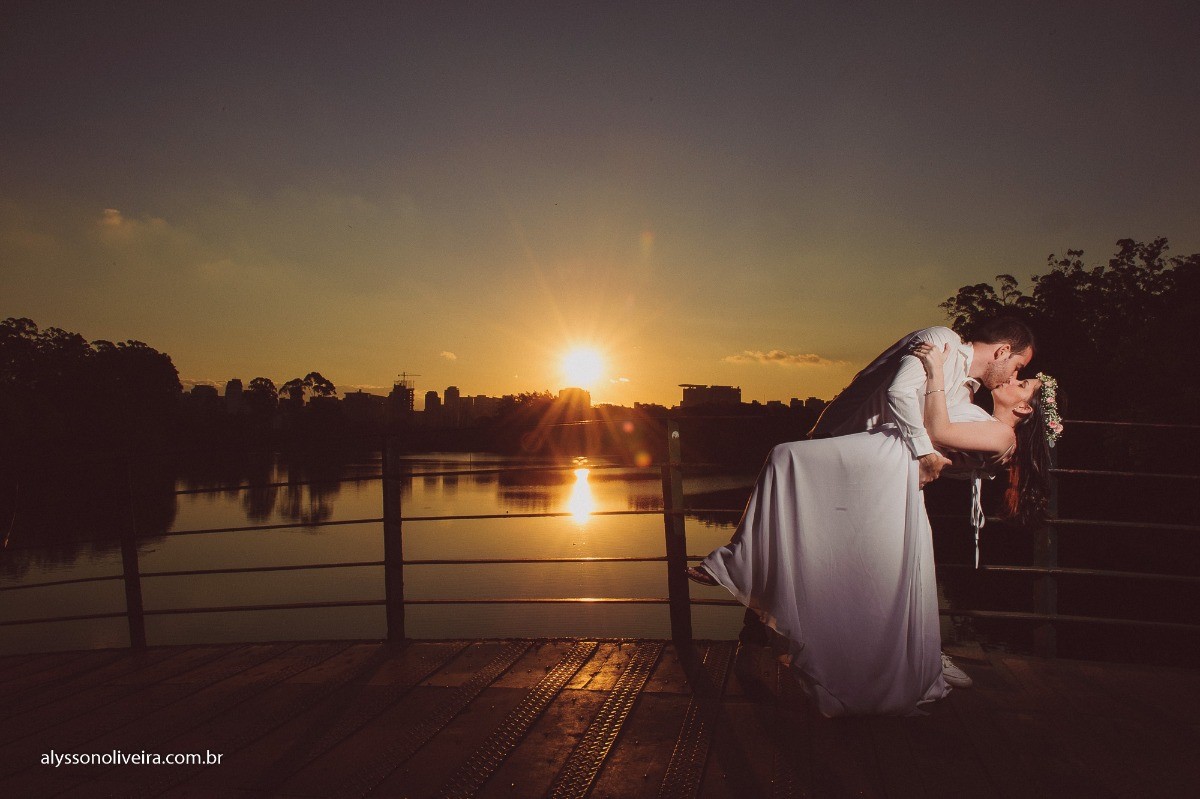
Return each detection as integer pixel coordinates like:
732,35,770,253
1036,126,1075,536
887,353,935,457
887,328,959,485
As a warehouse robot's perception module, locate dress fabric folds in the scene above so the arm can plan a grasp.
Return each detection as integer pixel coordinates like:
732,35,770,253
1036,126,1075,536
701,423,951,717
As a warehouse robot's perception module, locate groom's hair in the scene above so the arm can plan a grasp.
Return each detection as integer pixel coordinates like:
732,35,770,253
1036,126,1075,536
968,316,1035,354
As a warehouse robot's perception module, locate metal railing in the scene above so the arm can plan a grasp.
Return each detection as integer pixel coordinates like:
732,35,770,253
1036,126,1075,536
0,420,723,648
2,418,1197,659
936,418,1200,656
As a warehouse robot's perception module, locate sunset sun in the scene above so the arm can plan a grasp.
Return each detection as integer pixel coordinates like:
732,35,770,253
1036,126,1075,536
561,347,605,389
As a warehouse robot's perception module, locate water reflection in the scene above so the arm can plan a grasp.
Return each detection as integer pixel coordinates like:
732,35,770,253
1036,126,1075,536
567,468,596,524
1,451,756,653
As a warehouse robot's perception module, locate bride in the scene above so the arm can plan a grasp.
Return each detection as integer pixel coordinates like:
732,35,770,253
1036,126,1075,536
689,341,1059,716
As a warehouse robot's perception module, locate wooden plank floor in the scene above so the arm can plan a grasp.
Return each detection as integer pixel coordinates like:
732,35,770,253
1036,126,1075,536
1,639,1197,798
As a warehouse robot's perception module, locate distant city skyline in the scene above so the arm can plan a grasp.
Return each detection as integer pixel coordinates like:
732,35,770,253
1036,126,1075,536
4,3,1197,406
190,375,818,412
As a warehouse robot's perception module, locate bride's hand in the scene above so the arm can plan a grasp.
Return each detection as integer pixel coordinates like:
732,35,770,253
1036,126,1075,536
910,341,949,376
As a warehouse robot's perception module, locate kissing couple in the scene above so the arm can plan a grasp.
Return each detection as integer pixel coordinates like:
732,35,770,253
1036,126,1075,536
688,316,1060,716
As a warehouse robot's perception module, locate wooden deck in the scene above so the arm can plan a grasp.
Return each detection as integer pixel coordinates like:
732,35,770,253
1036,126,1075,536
1,640,1197,798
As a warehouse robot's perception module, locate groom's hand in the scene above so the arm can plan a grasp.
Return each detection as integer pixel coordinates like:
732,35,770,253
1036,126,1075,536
918,452,952,488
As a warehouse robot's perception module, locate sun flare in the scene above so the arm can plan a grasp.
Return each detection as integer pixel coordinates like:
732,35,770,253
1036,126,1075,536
567,467,596,524
561,347,605,389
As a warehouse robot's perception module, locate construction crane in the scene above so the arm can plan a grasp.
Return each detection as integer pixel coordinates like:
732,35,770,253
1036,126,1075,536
395,372,421,389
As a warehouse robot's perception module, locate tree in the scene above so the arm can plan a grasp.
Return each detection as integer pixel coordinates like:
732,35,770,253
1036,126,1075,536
305,372,337,398
245,376,278,406
941,238,1199,420
279,372,338,406
0,318,181,452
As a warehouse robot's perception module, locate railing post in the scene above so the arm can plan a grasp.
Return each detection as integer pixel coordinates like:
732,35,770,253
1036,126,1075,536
382,434,406,641
1033,446,1059,658
122,459,147,649
661,419,693,645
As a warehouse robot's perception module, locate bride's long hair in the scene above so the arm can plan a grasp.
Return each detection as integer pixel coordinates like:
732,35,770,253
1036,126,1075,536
1001,389,1054,526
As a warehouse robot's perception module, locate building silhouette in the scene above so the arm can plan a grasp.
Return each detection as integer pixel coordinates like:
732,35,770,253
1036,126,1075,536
679,384,741,407
803,396,826,412
344,389,386,427
556,387,592,421
223,379,243,413
470,394,499,420
388,378,415,421
444,386,461,426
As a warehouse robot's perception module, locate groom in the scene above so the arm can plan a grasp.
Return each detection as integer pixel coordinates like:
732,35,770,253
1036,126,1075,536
736,315,1036,687
810,315,1036,488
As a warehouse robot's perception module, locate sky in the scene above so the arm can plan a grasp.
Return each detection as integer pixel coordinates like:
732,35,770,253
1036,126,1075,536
3,1,1198,408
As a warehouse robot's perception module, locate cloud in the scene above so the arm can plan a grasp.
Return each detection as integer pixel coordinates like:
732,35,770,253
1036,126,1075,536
610,376,631,383
723,349,841,368
440,351,457,360
97,207,172,241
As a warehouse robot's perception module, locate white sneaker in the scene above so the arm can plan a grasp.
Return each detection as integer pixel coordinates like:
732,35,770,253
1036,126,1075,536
941,653,973,688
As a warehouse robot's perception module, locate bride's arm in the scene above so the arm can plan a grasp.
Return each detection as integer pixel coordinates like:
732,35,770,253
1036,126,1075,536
914,343,1015,457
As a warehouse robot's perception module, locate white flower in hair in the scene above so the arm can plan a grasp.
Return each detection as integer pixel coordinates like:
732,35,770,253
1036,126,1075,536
1036,373,1063,447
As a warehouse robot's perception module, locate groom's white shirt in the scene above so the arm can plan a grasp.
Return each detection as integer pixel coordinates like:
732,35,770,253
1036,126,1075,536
810,326,977,458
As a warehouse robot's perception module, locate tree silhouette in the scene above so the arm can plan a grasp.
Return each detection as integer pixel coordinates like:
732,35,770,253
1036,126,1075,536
279,372,338,406
244,376,278,412
1,318,181,452
306,371,337,398
941,238,1199,420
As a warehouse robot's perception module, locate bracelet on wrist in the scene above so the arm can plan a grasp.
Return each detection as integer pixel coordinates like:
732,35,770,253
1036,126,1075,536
925,388,945,395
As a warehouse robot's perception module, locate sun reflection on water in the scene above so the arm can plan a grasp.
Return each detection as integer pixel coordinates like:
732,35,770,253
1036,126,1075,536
567,467,596,524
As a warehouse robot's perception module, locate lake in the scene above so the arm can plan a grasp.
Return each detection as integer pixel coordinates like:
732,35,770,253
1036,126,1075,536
4,441,1195,666
0,452,757,654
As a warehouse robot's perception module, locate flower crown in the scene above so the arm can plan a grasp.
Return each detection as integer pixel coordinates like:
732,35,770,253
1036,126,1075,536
1037,372,1064,447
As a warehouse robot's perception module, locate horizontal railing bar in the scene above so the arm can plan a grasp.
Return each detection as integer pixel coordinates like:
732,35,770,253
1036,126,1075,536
136,596,750,615
165,462,666,498
140,560,386,579
406,597,742,606
937,564,1200,582
12,600,1195,628
938,608,1200,632
399,463,658,480
398,508,740,523
0,574,124,592
1051,468,1200,481
142,598,666,615
0,611,129,627
403,556,668,565
1053,518,1200,533
0,507,737,556
404,598,669,605
933,514,1200,533
399,509,663,523
142,557,678,574
0,517,388,552
1061,419,1200,430
141,517,385,540
12,560,1189,593
143,595,388,611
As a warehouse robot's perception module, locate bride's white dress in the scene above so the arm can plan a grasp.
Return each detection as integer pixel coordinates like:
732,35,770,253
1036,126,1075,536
701,404,997,717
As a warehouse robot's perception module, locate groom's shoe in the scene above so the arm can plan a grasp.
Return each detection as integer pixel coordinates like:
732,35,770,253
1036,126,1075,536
941,653,973,688
738,609,770,648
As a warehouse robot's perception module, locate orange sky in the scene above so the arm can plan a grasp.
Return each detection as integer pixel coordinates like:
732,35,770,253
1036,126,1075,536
3,3,1197,407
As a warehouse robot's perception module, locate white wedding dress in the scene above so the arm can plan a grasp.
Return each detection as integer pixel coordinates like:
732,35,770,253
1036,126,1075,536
701,404,998,717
